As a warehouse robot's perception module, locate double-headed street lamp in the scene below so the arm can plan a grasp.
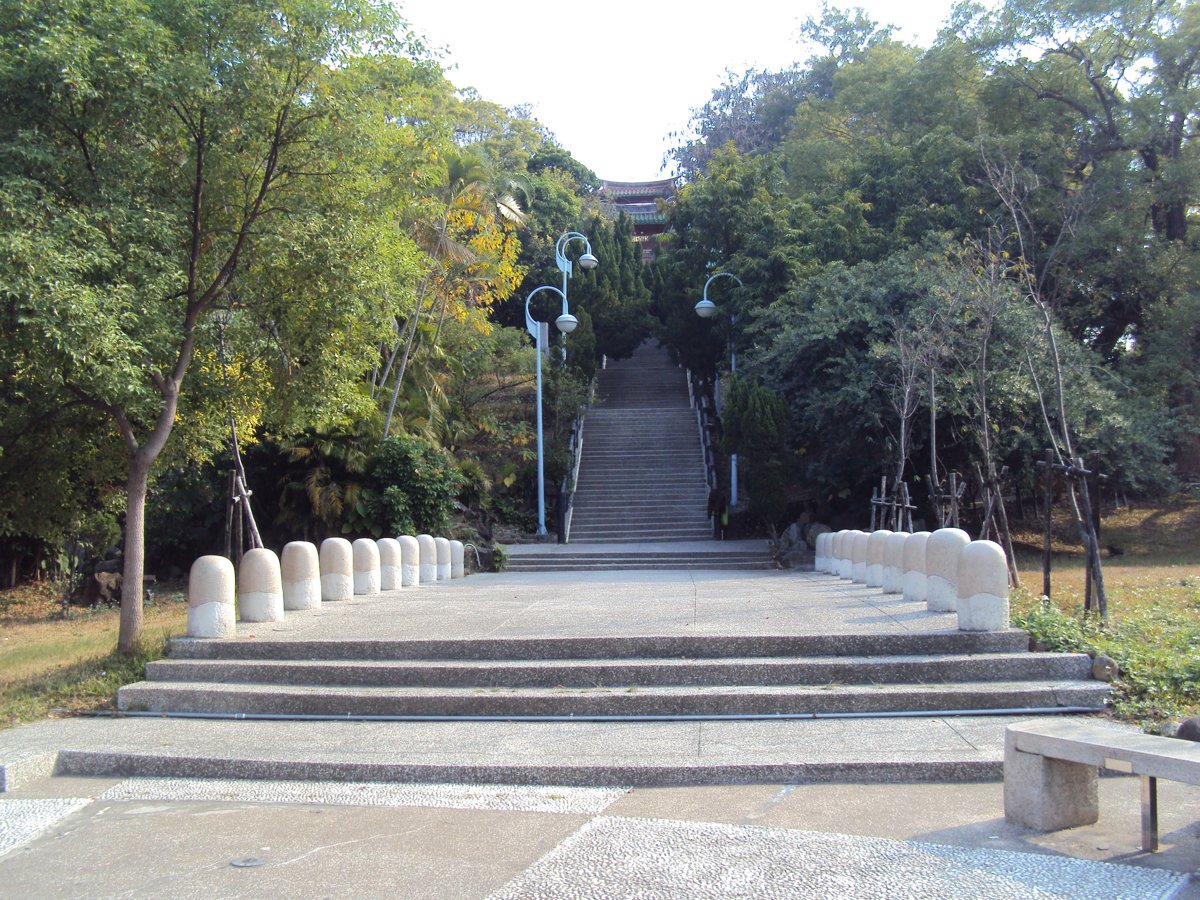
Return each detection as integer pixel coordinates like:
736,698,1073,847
526,232,598,535
694,271,744,506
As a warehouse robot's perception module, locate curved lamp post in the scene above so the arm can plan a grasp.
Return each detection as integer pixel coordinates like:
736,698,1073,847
526,284,576,535
552,231,597,359
694,271,744,505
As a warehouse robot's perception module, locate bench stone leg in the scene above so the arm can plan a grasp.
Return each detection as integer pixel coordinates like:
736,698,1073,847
1004,742,1099,832
1142,776,1158,852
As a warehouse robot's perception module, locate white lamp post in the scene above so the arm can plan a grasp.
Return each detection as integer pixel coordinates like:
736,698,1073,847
551,231,597,359
525,284,575,535
694,271,744,506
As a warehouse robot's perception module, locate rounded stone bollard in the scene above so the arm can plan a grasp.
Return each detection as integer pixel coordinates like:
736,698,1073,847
281,541,321,611
866,530,892,588
882,531,908,595
956,539,1010,631
901,532,931,604
450,540,465,578
378,538,402,591
398,535,420,587
353,538,381,596
238,548,284,623
319,537,353,602
434,537,451,582
826,531,841,575
187,555,236,638
417,534,437,585
814,533,827,573
840,530,861,580
851,531,871,584
925,528,971,612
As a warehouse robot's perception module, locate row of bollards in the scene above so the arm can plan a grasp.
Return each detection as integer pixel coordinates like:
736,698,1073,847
813,528,1009,632
188,536,468,639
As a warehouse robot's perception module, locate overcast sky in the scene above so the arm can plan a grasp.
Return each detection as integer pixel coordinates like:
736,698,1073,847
395,1,962,181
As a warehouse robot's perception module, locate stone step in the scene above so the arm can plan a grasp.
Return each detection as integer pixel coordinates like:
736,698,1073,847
142,653,1094,690
164,631,1033,661
505,558,769,571
117,679,1109,718
565,531,716,543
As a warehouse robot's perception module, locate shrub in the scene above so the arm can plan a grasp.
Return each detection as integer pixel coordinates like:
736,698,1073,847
370,437,464,536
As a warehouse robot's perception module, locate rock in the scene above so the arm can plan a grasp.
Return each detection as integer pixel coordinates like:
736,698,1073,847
778,522,806,552
1176,716,1200,742
1091,655,1119,682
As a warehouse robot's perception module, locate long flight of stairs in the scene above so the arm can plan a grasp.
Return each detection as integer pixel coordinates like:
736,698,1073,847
568,342,712,544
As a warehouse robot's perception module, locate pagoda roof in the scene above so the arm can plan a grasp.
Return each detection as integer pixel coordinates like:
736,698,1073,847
599,178,676,200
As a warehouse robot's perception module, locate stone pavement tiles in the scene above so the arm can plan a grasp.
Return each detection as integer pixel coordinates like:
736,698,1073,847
0,778,1189,898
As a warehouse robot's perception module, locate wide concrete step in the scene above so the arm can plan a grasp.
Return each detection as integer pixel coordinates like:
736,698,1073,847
165,631,1034,661
564,532,716,544
117,679,1109,717
505,559,768,571
142,653,1095,689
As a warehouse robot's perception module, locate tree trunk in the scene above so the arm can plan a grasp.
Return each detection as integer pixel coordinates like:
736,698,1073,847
118,451,153,654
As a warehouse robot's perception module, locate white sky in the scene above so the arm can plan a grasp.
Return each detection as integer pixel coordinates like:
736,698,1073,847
394,1,961,181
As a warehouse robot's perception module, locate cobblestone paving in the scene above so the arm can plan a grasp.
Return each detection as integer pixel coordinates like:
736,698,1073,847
0,798,89,860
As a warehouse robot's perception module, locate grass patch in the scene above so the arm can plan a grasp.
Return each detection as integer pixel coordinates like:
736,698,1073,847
1009,496,1200,730
0,580,186,729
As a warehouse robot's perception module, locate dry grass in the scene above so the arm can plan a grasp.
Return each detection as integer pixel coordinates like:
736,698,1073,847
0,581,187,729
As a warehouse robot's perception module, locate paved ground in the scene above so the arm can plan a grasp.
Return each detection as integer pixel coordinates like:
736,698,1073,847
1,566,1197,896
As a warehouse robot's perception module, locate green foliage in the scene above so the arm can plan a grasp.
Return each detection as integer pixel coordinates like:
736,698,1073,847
723,377,792,532
371,436,464,536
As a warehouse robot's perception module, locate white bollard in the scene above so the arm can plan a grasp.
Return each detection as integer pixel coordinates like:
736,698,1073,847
353,538,381,596
852,531,870,584
840,530,861,580
925,528,971,612
187,555,236,638
319,537,353,601
901,532,931,603
238,548,284,623
398,535,420,587
834,530,851,576
434,537,451,582
882,531,908,595
866,530,891,588
826,531,840,575
378,538,402,591
815,533,830,573
450,540,465,578
417,534,437,585
281,541,321,611
957,540,1010,631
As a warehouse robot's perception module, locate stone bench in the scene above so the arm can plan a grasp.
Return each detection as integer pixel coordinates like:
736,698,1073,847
1004,719,1200,851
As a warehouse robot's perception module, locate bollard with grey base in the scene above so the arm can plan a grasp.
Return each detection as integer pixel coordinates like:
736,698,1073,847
450,540,465,578
925,528,970,612
281,541,320,611
238,548,284,623
957,539,1010,631
319,537,353,601
378,538,402,591
434,537,451,582
187,555,236,638
398,535,419,587
866,530,891,588
901,531,931,604
352,538,381,596
416,534,437,584
882,531,908,595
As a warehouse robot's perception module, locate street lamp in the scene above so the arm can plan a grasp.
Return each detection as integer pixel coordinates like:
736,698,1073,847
694,271,744,505
552,231,597,357
526,284,572,536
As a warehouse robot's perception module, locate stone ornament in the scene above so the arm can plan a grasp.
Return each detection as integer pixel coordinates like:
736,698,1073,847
450,540,465,578
397,535,420,587
957,539,1010,631
901,531,931,604
434,537,451,582
851,531,870,584
377,538,402,591
319,537,353,602
866,530,891,588
882,531,908,595
187,555,236,639
416,534,437,584
925,528,971,612
237,548,284,623
352,538,381,596
281,541,321,611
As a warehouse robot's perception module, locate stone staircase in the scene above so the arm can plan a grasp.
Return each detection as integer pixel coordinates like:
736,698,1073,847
567,342,712,544
118,632,1108,722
